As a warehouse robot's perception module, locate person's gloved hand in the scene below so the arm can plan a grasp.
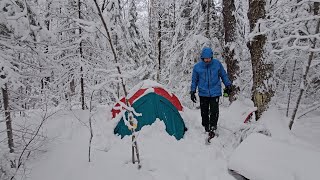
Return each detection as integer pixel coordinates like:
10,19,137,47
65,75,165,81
223,86,232,97
190,91,197,103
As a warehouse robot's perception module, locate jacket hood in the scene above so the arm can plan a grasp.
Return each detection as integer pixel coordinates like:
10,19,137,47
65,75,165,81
200,47,214,59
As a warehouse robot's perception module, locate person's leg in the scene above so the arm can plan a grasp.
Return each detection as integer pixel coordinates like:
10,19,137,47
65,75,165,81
209,96,219,131
200,96,210,132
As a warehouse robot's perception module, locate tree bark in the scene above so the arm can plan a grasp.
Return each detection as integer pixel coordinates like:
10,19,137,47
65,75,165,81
148,0,157,45
286,60,297,117
81,66,85,110
247,0,274,120
157,18,161,82
223,0,240,102
2,83,14,153
205,0,210,38
78,0,85,110
88,91,94,162
173,0,176,30
70,79,75,96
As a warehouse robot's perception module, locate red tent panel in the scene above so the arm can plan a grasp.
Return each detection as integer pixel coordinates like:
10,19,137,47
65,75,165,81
111,87,183,118
111,88,147,118
153,88,183,111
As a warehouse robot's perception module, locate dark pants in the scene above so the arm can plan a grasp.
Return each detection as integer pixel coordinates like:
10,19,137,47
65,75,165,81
199,96,219,132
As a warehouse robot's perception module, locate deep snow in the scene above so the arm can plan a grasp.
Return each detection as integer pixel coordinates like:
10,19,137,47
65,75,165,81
3,99,318,180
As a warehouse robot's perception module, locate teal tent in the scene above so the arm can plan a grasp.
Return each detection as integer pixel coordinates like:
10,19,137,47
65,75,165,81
113,92,186,140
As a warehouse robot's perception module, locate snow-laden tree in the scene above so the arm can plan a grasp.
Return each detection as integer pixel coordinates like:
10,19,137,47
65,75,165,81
156,0,224,106
0,0,58,178
44,0,89,107
233,0,252,99
223,0,240,102
247,0,274,120
93,0,154,98
0,0,42,154
126,0,155,80
249,0,320,126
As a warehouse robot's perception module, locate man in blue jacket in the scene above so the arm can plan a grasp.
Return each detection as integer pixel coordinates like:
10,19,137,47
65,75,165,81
190,47,232,134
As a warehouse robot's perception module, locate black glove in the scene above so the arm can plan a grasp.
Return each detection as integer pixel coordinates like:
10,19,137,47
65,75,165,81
223,86,232,97
190,91,197,103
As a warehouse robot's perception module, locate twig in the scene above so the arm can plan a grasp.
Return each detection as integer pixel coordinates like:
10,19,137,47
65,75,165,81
88,91,95,162
297,103,320,119
71,110,90,129
10,106,60,180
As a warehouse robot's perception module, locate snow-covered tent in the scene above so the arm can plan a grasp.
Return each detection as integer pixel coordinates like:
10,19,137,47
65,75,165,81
111,80,186,140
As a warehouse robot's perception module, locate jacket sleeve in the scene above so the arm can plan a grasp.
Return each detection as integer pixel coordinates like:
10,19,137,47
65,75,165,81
191,66,199,92
219,62,232,87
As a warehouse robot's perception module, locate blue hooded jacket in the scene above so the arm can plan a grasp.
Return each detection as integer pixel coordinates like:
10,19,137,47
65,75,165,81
191,47,232,97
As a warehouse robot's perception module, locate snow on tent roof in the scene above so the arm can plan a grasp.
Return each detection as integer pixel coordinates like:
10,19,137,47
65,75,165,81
113,92,186,140
111,80,183,119
228,133,320,180
111,80,186,140
126,79,165,99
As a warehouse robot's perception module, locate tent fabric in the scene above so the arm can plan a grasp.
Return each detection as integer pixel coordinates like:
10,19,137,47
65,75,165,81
113,93,186,140
111,87,183,118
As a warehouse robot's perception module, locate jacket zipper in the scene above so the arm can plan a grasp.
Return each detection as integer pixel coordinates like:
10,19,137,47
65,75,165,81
207,66,211,97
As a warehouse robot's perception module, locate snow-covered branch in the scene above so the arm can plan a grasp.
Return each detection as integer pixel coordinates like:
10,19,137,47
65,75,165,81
297,103,320,119
249,15,320,39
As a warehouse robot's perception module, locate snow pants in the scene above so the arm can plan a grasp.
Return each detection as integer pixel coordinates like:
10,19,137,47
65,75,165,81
199,96,219,132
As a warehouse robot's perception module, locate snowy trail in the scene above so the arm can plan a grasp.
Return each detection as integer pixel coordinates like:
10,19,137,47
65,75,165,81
28,107,236,180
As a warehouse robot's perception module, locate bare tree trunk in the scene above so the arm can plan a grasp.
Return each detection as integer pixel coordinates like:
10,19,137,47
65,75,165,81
93,0,141,168
148,0,152,38
182,1,192,32
173,0,176,30
157,18,161,82
88,91,94,162
205,0,210,38
2,83,14,153
70,79,75,96
93,0,128,97
78,0,86,110
148,0,156,45
247,0,274,120
290,2,320,129
223,0,240,102
286,60,297,117
81,67,85,110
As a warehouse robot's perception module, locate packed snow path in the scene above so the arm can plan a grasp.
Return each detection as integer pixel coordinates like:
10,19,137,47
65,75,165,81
29,107,237,180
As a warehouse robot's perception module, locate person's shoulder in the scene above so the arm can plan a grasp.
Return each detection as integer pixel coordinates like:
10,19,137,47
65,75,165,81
211,59,222,66
194,61,204,67
212,58,221,63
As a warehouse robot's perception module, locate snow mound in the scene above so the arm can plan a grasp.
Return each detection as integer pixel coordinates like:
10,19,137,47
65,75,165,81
221,98,256,129
228,133,320,180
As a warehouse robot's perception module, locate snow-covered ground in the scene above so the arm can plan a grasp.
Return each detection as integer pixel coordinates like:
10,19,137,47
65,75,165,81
228,133,320,180
3,99,318,180
28,106,237,180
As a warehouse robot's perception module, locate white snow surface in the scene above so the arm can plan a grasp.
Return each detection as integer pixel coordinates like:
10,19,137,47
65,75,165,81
27,107,236,180
228,133,320,180
126,79,164,99
16,99,320,180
